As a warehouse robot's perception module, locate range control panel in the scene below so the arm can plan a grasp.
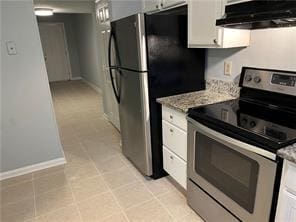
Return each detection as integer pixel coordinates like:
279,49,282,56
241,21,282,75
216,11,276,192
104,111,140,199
242,68,296,96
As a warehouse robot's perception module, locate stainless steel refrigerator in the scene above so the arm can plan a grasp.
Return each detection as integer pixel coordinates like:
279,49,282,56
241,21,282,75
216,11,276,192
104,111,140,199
108,7,205,179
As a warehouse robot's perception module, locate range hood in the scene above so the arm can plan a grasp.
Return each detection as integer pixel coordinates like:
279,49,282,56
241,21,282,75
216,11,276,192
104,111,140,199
216,1,296,29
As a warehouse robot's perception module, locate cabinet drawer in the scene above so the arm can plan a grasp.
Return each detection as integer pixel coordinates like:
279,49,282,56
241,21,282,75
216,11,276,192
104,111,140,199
163,146,187,189
162,106,187,131
285,161,296,193
162,120,187,161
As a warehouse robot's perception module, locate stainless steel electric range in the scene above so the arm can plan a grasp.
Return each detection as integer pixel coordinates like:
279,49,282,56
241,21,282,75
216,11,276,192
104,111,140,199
187,67,296,222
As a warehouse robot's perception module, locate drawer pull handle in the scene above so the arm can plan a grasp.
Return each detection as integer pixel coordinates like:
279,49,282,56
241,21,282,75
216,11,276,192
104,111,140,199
169,115,173,119
170,156,174,160
170,129,173,133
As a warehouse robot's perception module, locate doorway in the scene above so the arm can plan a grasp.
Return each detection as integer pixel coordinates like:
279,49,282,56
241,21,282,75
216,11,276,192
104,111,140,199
38,23,71,82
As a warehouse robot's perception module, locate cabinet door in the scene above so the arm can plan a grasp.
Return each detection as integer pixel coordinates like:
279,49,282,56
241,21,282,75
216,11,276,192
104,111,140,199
188,0,223,47
143,0,161,13
162,0,186,9
101,30,120,130
276,189,296,222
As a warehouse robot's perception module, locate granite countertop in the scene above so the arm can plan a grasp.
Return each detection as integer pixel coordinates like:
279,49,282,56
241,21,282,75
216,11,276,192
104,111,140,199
156,90,235,113
277,144,296,164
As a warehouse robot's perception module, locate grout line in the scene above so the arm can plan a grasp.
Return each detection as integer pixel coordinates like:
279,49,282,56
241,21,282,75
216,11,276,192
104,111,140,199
91,155,131,222
31,179,37,220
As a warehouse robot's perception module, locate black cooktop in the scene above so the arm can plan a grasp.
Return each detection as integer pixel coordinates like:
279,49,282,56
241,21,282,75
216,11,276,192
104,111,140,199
188,98,296,153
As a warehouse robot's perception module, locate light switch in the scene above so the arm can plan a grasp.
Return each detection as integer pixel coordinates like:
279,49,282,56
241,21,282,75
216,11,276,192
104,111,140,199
6,41,17,55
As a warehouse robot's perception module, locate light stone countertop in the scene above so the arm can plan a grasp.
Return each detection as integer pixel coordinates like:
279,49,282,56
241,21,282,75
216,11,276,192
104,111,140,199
156,90,235,113
277,144,296,164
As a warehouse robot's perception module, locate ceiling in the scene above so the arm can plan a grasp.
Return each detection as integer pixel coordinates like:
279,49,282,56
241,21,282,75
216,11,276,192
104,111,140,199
33,0,96,13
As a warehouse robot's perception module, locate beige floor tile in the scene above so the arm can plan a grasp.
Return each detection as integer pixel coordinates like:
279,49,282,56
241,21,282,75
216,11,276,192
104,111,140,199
44,204,82,222
102,213,128,222
102,167,138,190
93,154,127,174
24,215,48,222
35,186,74,216
64,162,99,182
177,211,205,222
78,192,121,221
71,175,108,202
113,182,154,209
1,197,35,222
63,145,91,167
158,190,194,219
34,171,68,195
0,173,32,190
143,177,176,197
1,181,34,206
125,199,173,222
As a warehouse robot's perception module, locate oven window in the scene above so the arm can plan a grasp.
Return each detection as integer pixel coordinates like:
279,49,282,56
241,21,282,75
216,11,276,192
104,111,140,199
195,132,259,213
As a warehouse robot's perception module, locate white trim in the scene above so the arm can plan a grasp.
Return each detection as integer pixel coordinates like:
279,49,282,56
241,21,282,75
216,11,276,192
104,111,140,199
82,77,102,94
0,158,66,181
70,76,82,81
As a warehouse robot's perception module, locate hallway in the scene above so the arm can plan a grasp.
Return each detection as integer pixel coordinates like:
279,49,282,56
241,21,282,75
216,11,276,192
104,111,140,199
1,81,203,222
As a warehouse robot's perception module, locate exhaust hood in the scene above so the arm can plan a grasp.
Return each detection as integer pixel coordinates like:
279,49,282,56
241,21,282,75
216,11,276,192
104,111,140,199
216,1,296,29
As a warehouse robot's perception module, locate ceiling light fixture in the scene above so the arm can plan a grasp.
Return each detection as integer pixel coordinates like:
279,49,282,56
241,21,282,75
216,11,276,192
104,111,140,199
34,8,54,16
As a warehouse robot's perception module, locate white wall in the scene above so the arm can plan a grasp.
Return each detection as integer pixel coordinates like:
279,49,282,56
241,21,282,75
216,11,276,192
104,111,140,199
206,27,296,82
1,0,64,173
74,13,102,88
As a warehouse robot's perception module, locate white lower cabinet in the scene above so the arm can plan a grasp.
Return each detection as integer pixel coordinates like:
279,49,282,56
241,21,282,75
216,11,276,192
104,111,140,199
276,160,296,222
162,120,187,161
162,106,187,189
163,146,187,189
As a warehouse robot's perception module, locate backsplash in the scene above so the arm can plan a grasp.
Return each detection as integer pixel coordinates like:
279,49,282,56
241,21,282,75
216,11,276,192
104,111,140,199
205,27,296,81
206,79,240,98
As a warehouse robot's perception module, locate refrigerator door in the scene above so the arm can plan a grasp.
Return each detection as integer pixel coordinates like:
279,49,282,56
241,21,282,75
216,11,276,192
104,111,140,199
110,14,147,72
119,69,152,175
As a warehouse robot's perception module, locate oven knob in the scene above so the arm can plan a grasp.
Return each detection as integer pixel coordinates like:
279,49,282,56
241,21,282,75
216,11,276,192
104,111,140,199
245,75,252,82
241,118,248,126
250,121,256,128
254,76,261,83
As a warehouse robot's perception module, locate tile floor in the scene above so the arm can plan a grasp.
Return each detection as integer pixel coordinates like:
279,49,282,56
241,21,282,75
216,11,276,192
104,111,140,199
0,80,204,222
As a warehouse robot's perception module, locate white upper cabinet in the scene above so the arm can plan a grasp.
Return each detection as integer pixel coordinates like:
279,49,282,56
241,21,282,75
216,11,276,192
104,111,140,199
143,0,186,13
162,0,186,9
188,0,250,48
143,0,162,13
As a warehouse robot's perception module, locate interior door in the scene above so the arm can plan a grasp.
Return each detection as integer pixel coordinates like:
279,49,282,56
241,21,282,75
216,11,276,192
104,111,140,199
38,23,70,82
101,29,120,130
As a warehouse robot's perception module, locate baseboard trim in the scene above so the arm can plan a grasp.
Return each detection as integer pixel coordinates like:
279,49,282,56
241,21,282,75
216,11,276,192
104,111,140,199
0,158,66,181
82,78,102,94
70,76,82,80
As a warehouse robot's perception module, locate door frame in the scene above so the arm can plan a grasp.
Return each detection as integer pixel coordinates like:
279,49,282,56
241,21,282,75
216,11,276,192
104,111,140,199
38,22,73,81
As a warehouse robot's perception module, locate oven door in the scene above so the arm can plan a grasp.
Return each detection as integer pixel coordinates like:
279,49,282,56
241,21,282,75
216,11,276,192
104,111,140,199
187,118,278,222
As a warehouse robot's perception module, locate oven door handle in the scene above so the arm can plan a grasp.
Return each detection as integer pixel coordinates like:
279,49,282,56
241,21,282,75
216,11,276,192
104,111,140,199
188,118,277,160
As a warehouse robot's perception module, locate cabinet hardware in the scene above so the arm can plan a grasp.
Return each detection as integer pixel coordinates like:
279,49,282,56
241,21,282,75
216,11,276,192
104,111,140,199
170,129,173,133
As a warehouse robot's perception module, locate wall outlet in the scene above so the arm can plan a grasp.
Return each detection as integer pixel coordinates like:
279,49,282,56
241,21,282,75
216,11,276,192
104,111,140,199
224,61,232,76
6,41,17,55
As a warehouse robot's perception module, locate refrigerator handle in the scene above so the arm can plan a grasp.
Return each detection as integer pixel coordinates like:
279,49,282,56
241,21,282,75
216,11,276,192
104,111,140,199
108,31,121,103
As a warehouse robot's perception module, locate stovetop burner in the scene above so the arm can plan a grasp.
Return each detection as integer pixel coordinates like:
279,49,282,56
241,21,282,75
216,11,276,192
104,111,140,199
188,67,296,153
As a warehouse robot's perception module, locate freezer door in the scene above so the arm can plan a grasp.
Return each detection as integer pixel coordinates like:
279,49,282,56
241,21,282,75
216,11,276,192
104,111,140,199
119,69,152,176
111,14,147,72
